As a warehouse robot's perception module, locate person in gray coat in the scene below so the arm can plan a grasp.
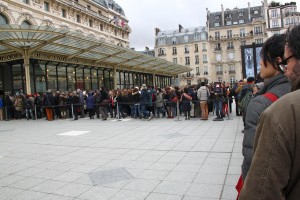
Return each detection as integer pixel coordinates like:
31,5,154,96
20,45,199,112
241,34,291,180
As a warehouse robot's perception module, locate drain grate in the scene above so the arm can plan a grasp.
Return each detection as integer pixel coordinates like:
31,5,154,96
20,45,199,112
89,168,135,186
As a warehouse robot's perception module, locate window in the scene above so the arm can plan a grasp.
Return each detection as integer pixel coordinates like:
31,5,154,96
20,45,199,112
98,10,102,16
272,20,279,28
74,0,78,3
216,54,222,61
184,35,189,42
229,65,235,72
218,77,223,82
241,41,246,46
158,38,165,45
204,66,208,75
184,45,189,53
216,65,223,73
226,21,232,25
215,43,221,51
196,67,200,75
202,43,207,51
215,31,220,40
185,57,190,65
100,24,103,31
194,44,198,52
271,10,278,18
173,58,177,64
195,55,199,64
194,34,199,41
22,0,29,4
227,42,234,50
240,28,245,37
62,9,66,18
203,54,207,63
226,13,232,18
255,38,263,44
87,5,91,10
172,37,177,44
214,22,220,27
89,19,93,27
187,80,191,85
254,10,259,14
227,30,232,38
215,15,220,20
114,29,117,36
158,48,165,56
239,12,244,16
0,14,8,24
200,32,206,40
172,47,177,55
44,2,49,12
239,19,244,24
254,26,262,35
228,52,235,60
76,15,81,23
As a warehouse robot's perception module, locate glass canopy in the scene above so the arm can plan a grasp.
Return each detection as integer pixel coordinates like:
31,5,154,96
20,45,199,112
0,25,191,76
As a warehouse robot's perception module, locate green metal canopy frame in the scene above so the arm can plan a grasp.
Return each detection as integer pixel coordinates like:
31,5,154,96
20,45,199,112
0,24,192,76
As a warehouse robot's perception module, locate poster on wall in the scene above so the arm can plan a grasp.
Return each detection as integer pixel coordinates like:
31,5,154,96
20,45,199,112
244,48,254,78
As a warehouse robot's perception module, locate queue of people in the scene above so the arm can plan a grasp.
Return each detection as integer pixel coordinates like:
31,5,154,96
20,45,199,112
0,81,241,122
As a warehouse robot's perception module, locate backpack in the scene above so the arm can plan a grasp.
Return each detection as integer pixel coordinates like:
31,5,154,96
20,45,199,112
239,90,253,113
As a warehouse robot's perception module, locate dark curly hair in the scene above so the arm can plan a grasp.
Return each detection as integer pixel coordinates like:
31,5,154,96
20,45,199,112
260,34,286,69
286,25,300,60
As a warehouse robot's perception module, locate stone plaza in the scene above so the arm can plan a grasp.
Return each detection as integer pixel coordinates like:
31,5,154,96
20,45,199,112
0,113,243,200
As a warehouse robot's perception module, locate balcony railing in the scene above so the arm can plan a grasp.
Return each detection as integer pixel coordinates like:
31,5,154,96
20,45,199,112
196,73,200,76
227,46,234,50
202,49,207,52
204,72,209,75
185,51,190,54
203,61,208,63
158,53,166,56
228,70,236,74
285,12,300,17
214,47,222,51
57,0,109,21
216,71,223,75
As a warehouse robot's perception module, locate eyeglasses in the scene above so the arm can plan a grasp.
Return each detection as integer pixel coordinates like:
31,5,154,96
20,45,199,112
278,55,294,73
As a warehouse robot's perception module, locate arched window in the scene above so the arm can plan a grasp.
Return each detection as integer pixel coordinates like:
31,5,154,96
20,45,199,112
21,20,31,25
0,14,8,25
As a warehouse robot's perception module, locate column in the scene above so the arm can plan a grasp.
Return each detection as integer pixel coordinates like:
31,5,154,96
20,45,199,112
113,66,117,89
153,73,156,87
23,56,31,94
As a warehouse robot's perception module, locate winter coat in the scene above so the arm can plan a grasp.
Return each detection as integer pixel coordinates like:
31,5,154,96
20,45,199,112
197,86,210,102
239,76,300,200
155,92,164,108
242,73,291,180
131,92,140,104
86,93,94,109
43,92,54,107
140,89,150,106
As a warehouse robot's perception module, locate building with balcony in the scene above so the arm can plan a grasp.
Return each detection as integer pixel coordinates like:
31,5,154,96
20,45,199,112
207,2,268,84
154,25,210,86
265,1,299,37
0,0,191,95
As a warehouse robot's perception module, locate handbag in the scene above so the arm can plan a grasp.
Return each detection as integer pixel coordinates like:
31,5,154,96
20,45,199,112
171,96,178,102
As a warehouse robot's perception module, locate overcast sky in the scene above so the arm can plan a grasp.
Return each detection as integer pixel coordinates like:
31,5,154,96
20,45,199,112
117,0,300,51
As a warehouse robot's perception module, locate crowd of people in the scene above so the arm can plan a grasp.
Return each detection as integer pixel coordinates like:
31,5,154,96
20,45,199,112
0,80,253,122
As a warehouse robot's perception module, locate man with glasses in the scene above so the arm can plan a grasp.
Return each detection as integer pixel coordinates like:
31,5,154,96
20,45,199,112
239,25,300,199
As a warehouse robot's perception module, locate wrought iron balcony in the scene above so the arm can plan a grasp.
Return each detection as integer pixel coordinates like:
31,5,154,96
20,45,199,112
228,70,236,74
216,71,223,75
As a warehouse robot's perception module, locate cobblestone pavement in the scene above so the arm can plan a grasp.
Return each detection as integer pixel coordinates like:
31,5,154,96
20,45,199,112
0,113,244,200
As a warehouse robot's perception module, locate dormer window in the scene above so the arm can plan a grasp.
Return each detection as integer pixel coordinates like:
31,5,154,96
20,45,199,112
184,35,189,42
172,37,177,44
239,12,244,16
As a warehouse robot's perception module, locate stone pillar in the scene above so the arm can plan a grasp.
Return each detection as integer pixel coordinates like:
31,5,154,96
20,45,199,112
23,56,31,94
113,66,117,89
153,73,156,87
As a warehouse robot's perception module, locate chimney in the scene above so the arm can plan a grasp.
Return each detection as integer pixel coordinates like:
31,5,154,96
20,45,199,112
206,8,210,29
248,2,251,21
145,47,149,51
179,24,183,33
221,4,224,27
155,27,160,36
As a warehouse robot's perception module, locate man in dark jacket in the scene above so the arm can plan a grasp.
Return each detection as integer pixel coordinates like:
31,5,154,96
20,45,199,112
43,89,54,121
240,24,300,200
